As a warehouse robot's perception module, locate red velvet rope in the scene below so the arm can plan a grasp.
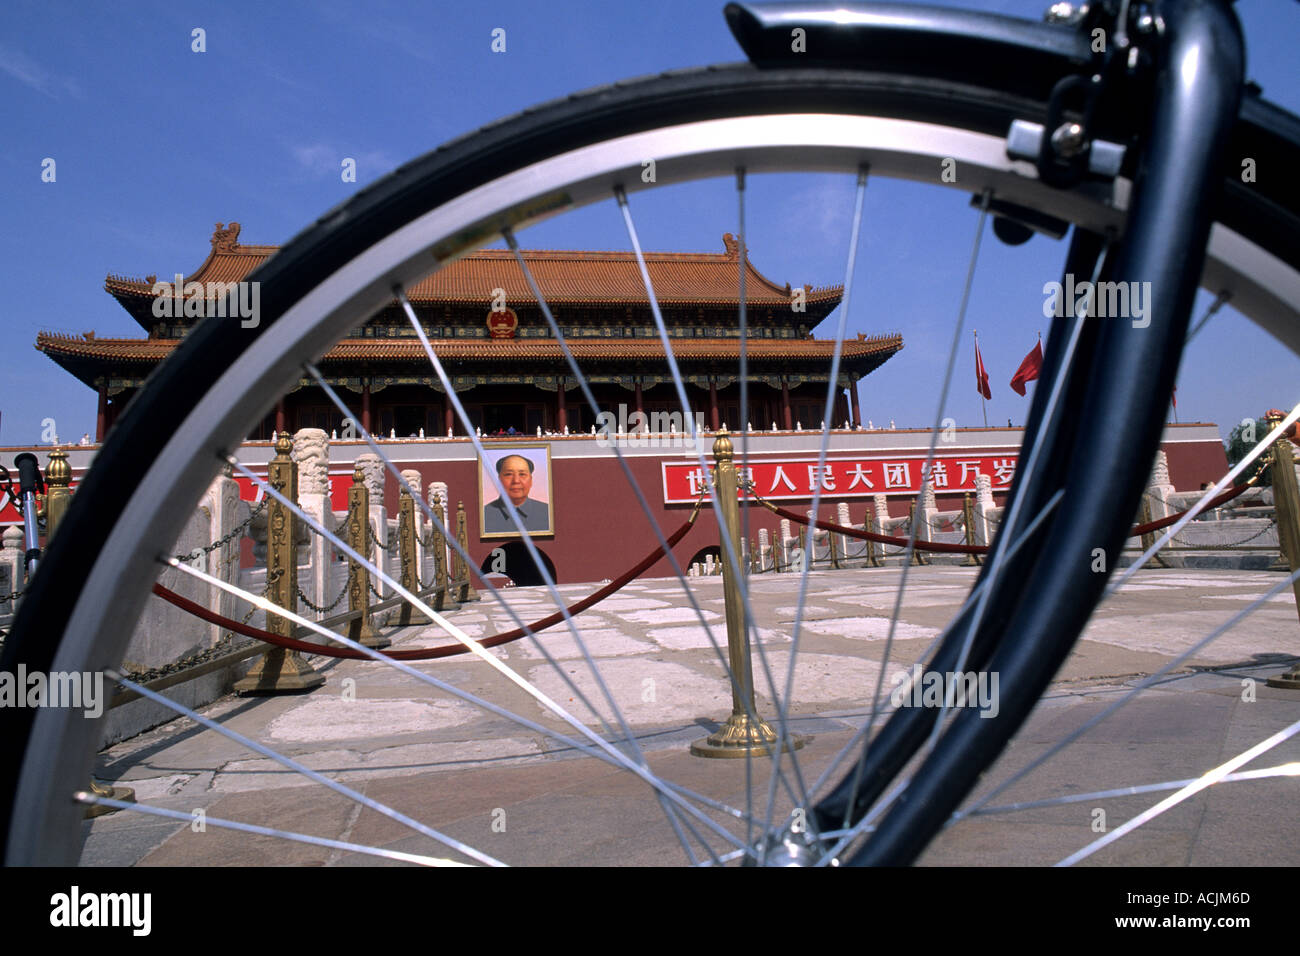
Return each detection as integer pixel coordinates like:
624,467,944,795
762,481,1256,554
152,514,698,661
1129,482,1254,535
761,500,987,554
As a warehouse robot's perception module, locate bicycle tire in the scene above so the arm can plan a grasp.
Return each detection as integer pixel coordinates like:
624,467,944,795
4,44,1298,866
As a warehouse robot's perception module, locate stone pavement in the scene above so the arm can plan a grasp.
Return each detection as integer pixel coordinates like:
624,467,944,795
78,567,1300,866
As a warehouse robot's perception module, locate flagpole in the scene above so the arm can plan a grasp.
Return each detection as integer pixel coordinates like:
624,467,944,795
975,329,988,427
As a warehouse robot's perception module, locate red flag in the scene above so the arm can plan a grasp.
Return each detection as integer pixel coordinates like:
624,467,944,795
1009,341,1044,396
1171,386,1177,408
974,338,992,400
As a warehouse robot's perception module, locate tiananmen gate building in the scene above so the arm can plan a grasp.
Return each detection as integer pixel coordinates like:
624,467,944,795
37,222,904,443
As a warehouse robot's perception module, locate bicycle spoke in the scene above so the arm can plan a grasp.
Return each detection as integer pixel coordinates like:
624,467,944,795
103,669,506,867
1056,715,1300,867
613,184,813,835
735,167,757,853
1184,290,1231,345
73,793,470,866
829,234,1115,851
966,763,1300,817
495,229,758,862
831,189,993,831
764,164,869,852
808,487,1065,798
955,563,1300,821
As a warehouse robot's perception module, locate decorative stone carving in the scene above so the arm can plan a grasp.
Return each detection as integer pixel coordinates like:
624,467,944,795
874,493,891,530
1151,450,1171,486
292,428,330,496
356,453,385,499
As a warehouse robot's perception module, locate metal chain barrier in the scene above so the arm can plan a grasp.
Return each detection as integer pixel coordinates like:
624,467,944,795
172,495,269,564
121,568,281,685
368,520,400,554
295,577,350,616
239,568,281,627
1167,517,1279,550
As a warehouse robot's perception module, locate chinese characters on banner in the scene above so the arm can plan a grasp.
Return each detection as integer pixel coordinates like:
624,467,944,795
661,454,1017,504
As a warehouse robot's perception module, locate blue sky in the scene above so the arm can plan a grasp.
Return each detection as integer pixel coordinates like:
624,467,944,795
3,0,1297,446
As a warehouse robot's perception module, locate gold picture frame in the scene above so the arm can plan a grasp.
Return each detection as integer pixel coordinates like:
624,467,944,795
479,443,554,538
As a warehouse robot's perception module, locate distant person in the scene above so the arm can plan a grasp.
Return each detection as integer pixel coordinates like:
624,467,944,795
484,453,550,533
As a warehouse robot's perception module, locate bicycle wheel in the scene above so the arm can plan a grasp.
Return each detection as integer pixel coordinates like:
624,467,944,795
4,1,1298,867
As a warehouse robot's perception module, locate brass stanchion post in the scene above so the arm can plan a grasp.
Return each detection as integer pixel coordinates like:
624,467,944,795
828,523,840,569
908,501,926,566
43,449,72,540
346,466,387,648
963,493,981,567
430,492,460,612
455,500,480,602
864,510,880,568
1265,410,1300,689
692,430,804,758
235,434,324,693
397,485,431,627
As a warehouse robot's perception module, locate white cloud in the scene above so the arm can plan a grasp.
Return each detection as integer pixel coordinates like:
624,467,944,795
292,143,396,179
0,43,83,99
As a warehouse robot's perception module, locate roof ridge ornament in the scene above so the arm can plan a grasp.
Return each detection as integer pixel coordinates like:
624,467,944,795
722,232,739,258
211,222,241,253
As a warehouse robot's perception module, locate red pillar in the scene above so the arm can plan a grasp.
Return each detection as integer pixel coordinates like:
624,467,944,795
850,379,862,428
634,378,643,430
275,398,286,434
709,379,719,431
444,401,454,437
96,383,107,443
361,383,371,434
781,379,792,431
558,379,568,433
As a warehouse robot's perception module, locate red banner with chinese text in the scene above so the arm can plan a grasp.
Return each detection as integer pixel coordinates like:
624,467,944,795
661,454,1018,504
